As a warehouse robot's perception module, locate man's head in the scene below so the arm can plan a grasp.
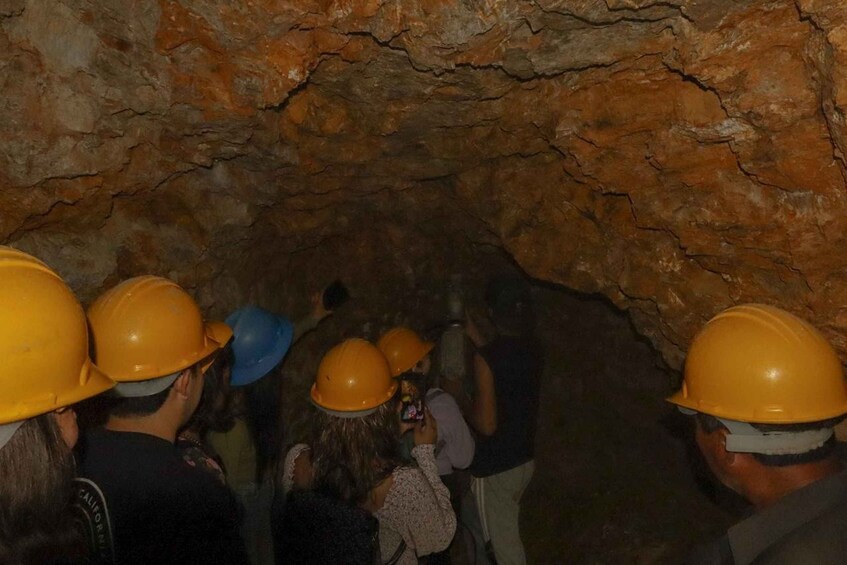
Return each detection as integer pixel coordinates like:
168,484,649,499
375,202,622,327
108,364,204,428
669,304,847,502
87,276,227,429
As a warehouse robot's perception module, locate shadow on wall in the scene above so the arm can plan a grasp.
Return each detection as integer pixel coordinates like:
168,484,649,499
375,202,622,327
522,283,742,565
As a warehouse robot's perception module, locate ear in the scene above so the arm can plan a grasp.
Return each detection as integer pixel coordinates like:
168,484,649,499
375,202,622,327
695,421,736,472
170,368,194,401
713,427,738,468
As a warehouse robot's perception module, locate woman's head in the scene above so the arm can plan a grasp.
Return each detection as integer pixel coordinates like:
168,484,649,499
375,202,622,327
310,338,397,416
308,338,402,504
0,248,115,561
0,413,81,562
311,397,402,504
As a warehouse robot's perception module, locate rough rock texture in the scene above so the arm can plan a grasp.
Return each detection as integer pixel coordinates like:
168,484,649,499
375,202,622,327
5,0,847,370
13,1,847,560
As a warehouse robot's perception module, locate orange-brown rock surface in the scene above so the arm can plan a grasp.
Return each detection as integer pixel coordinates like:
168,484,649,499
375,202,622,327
4,0,847,367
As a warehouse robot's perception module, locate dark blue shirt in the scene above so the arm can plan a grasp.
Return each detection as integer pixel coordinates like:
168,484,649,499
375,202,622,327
471,336,542,478
79,429,248,565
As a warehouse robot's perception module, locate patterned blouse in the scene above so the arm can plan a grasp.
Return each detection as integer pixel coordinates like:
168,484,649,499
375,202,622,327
281,443,456,564
176,433,226,485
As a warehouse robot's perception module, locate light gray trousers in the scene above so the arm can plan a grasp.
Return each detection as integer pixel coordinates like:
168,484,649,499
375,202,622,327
462,460,535,565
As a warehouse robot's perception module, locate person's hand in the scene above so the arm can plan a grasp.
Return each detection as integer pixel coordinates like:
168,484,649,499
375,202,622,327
413,407,438,446
398,401,416,435
310,291,332,321
399,420,415,436
292,449,314,490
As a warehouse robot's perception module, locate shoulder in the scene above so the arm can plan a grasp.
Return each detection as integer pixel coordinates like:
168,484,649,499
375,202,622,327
754,500,847,564
281,443,313,494
284,443,311,467
426,389,459,411
426,391,466,426
382,466,432,507
80,431,175,479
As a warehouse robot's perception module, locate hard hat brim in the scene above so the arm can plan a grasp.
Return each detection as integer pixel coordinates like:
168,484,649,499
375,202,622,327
59,361,115,410
113,372,181,398
207,321,234,347
0,359,115,425
200,321,233,375
0,419,24,449
390,341,436,377
309,380,399,414
666,388,847,424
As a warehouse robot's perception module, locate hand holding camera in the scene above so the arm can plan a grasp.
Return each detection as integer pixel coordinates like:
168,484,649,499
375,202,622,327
413,407,438,446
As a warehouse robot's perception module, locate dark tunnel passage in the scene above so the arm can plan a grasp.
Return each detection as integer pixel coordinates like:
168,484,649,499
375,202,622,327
268,258,743,563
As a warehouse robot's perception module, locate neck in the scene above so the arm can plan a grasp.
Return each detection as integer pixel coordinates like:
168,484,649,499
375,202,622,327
106,413,179,444
746,456,843,509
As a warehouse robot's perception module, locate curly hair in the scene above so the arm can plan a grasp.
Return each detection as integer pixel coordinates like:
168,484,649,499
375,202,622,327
0,414,85,564
310,398,403,505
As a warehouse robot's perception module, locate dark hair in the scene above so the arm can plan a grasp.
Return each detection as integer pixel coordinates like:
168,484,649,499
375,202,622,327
109,386,172,418
397,370,429,394
110,365,201,418
695,413,844,467
0,414,86,564
311,399,403,505
184,346,236,436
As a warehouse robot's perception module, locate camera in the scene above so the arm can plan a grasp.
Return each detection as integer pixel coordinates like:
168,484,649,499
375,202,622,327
400,393,424,423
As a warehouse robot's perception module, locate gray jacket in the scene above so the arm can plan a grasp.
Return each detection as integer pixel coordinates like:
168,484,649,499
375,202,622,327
686,468,847,565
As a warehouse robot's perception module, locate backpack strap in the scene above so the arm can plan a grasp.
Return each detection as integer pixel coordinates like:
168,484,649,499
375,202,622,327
383,539,407,565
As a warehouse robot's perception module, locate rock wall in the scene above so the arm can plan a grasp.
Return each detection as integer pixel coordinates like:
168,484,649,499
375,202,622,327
4,0,847,368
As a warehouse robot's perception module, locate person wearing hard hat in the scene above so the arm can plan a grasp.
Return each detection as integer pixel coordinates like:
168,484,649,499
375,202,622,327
444,275,543,565
78,276,248,565
207,293,332,565
669,304,847,564
0,247,115,562
276,338,457,564
176,321,234,486
378,326,475,563
206,306,298,493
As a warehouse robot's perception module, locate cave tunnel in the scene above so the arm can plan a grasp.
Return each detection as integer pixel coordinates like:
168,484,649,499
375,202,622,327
5,0,847,563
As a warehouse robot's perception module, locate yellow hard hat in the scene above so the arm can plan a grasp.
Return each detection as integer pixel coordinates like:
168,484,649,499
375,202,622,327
207,321,234,347
87,276,222,384
377,327,435,377
201,321,233,374
668,303,847,424
310,338,398,416
0,247,113,424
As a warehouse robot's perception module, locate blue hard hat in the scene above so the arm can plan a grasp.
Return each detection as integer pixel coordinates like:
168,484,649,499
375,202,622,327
226,306,295,387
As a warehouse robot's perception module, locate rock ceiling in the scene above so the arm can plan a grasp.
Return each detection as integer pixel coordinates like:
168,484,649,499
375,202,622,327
3,0,847,367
